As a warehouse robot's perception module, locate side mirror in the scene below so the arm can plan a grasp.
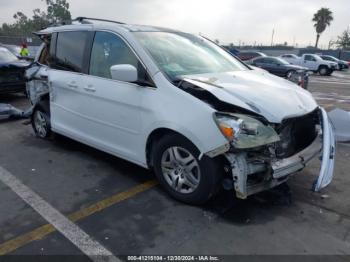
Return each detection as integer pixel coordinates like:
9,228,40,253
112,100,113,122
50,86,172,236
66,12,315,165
110,64,138,82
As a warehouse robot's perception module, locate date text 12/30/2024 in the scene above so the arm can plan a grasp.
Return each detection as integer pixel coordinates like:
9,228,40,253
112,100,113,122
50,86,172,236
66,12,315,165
127,256,220,261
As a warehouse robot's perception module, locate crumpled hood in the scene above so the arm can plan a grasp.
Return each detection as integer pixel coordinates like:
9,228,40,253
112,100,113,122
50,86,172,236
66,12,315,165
183,70,318,123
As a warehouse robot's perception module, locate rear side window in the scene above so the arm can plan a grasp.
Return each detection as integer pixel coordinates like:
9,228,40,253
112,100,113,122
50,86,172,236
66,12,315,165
54,31,91,72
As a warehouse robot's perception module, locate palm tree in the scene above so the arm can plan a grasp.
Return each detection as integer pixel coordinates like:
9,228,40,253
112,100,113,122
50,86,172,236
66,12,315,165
312,8,333,48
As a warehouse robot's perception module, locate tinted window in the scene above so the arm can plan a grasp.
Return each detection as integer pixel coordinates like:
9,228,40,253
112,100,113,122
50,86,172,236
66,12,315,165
55,31,90,72
264,58,276,64
89,32,139,79
304,55,315,61
254,58,266,63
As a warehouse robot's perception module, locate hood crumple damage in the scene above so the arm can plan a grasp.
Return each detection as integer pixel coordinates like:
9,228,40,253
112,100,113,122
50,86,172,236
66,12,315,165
181,70,318,123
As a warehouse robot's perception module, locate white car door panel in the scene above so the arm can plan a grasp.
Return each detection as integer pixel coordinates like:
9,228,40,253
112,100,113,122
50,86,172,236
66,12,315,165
49,70,89,139
76,76,143,161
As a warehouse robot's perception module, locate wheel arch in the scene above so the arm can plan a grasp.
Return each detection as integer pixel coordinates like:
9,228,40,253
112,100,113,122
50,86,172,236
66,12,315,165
145,127,201,169
33,93,50,114
318,64,329,70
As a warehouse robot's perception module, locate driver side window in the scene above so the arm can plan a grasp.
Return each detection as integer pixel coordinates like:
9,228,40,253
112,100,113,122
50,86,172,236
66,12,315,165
89,32,139,79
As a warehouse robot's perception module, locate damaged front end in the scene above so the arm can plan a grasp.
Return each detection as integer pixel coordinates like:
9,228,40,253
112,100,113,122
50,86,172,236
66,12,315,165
177,78,335,199
220,108,335,199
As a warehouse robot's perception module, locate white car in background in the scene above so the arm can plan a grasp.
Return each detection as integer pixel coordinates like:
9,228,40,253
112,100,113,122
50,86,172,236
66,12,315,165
280,53,338,75
27,17,335,205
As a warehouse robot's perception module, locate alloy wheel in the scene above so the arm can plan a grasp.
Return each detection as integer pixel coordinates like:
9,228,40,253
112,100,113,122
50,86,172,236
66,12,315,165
161,146,201,194
34,110,48,138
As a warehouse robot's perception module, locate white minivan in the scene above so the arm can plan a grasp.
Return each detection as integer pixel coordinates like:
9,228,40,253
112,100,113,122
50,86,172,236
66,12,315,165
29,17,335,204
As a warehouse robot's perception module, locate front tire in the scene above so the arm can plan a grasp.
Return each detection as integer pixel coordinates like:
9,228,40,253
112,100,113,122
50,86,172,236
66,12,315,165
152,134,222,205
31,106,51,139
318,66,329,76
326,70,334,76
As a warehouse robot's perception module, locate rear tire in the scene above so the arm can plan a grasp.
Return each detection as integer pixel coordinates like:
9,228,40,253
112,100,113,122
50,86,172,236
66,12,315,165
152,134,222,205
31,105,51,139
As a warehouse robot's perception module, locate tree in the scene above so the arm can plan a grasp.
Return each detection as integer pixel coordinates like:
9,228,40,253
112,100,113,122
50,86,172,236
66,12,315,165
46,0,71,24
312,8,333,48
0,0,71,36
336,29,350,49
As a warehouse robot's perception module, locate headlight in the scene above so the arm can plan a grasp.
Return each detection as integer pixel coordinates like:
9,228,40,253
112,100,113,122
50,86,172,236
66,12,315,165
214,112,280,149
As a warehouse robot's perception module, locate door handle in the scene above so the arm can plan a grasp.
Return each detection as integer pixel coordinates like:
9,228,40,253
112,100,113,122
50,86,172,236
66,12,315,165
83,85,96,92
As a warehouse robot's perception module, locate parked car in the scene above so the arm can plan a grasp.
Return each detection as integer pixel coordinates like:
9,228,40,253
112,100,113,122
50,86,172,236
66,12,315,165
0,44,22,59
237,51,266,61
250,56,309,89
280,53,337,76
320,55,349,70
0,46,30,94
28,17,335,204
250,56,307,77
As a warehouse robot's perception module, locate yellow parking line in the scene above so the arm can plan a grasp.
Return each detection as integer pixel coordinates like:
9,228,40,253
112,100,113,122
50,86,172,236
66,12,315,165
0,180,157,255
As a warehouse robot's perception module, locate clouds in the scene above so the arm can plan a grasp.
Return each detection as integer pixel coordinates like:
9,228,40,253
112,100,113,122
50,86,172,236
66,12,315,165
0,0,349,47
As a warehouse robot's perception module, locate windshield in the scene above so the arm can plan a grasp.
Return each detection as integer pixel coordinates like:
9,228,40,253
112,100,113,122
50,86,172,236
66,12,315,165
0,48,18,63
134,31,247,81
323,56,336,61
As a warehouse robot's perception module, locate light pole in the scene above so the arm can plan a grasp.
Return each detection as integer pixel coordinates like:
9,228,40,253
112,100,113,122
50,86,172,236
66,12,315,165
271,28,275,46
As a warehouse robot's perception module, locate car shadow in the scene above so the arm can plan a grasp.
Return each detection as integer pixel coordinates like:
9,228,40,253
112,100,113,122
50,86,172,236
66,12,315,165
202,183,293,225
25,131,296,225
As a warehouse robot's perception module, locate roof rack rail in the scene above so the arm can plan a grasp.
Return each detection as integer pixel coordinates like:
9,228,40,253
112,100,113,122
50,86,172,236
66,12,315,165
74,17,125,25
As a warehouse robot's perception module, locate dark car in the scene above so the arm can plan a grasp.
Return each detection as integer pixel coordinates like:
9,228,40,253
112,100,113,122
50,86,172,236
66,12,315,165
251,56,309,89
237,51,266,61
251,56,307,77
320,55,349,70
0,44,21,58
0,46,30,94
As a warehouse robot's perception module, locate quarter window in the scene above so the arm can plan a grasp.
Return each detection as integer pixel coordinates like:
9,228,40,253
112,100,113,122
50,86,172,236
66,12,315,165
89,32,138,79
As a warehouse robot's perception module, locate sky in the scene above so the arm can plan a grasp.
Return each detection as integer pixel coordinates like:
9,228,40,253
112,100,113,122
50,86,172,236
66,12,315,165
0,0,349,48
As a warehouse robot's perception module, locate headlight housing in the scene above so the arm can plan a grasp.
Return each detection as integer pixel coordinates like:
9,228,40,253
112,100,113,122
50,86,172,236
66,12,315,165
214,112,280,149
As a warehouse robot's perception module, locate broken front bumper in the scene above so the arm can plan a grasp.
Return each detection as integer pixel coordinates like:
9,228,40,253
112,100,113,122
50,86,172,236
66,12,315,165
225,107,336,199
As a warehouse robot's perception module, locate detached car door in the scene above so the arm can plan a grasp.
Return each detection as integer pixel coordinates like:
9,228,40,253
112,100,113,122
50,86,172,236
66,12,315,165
80,31,144,162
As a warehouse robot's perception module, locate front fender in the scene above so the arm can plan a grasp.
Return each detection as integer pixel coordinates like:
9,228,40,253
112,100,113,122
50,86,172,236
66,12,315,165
143,120,228,159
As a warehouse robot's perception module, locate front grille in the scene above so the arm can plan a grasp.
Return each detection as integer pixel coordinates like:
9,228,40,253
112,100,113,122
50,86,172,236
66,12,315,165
0,70,24,83
274,109,319,158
